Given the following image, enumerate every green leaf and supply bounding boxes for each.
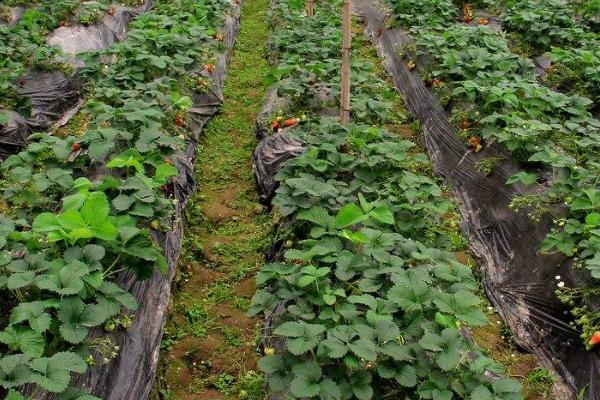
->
[7,271,36,289]
[0,326,45,357]
[298,275,316,287]
[36,261,89,295]
[83,244,105,262]
[351,371,373,400]
[395,365,417,387]
[506,171,537,186]
[122,236,160,261]
[571,197,593,211]
[585,212,600,227]
[290,362,322,398]
[320,378,342,400]
[156,254,168,275]
[297,206,333,227]
[287,337,320,355]
[10,301,52,334]
[81,193,110,223]
[375,320,400,343]
[57,298,88,344]
[0,354,33,388]
[492,378,522,393]
[434,312,455,329]
[30,352,86,393]
[379,342,412,361]
[154,163,178,185]
[5,390,25,400]
[112,195,134,211]
[336,204,366,228]
[274,321,325,337]
[370,205,395,225]
[323,293,337,305]
[323,337,349,358]
[419,331,443,352]
[349,338,378,361]
[257,356,285,374]
[471,385,493,400]
[32,213,61,233]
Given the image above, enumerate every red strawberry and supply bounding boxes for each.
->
[589,331,600,347]
[175,113,185,128]
[468,136,483,152]
[283,118,300,128]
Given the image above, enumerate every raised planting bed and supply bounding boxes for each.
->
[353,0,600,397]
[250,1,534,399]
[0,1,242,399]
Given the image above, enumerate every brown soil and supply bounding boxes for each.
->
[234,278,255,298]
[202,186,241,223]
[473,314,556,399]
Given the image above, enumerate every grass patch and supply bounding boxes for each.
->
[153,0,273,398]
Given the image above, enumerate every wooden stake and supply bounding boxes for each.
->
[340,0,351,125]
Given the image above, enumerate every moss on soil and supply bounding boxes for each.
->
[152,0,272,399]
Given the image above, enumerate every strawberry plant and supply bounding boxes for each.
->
[266,0,400,125]
[252,120,521,400]
[389,0,458,28]
[252,2,522,398]
[546,39,600,111]
[0,0,234,397]
[388,0,600,349]
[501,0,587,53]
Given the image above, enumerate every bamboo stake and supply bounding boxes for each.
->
[340,0,351,124]
[306,0,314,16]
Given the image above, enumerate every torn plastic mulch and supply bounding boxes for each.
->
[14,2,242,400]
[352,0,599,398]
[253,88,306,204]
[0,1,152,162]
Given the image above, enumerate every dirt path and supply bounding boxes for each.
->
[153,1,272,398]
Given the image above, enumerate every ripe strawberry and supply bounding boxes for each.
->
[175,113,185,128]
[589,331,600,347]
[71,143,81,151]
[468,136,483,153]
[205,63,215,74]
[271,120,280,130]
[460,119,470,130]
[283,118,300,127]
